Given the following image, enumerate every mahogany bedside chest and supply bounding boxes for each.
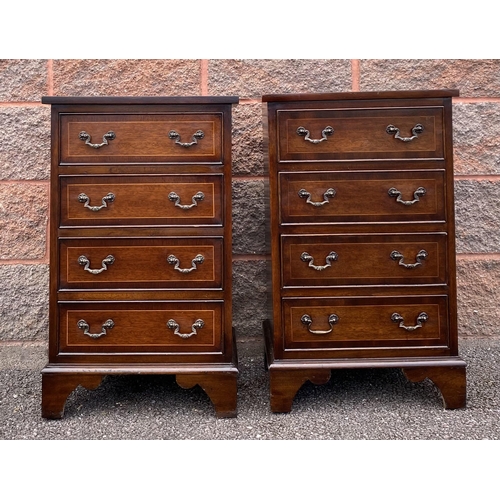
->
[41,96,239,418]
[262,90,466,412]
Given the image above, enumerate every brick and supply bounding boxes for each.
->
[360,59,500,97]
[453,102,500,175]
[0,106,51,180]
[52,60,202,96]
[209,59,352,99]
[0,60,48,101]
[232,101,264,176]
[232,259,268,339]
[457,259,500,337]
[0,264,49,341]
[0,183,48,259]
[454,180,500,254]
[232,179,266,255]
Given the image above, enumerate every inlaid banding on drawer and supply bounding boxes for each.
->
[60,113,222,163]
[280,170,445,224]
[60,174,223,227]
[58,302,223,353]
[59,238,222,289]
[277,107,444,161]
[281,233,447,287]
[282,296,449,351]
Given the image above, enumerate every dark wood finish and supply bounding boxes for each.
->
[176,372,238,418]
[269,367,331,413]
[42,96,239,418]
[262,89,460,102]
[402,365,466,409]
[60,174,224,227]
[277,106,444,161]
[281,234,447,286]
[41,373,104,419]
[43,96,239,105]
[60,113,223,164]
[59,238,223,289]
[279,170,446,224]
[58,302,223,352]
[263,90,466,412]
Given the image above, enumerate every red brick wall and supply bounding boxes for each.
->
[1,59,499,344]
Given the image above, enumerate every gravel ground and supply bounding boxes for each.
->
[1,336,499,440]
[2,336,497,499]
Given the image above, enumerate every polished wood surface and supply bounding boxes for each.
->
[277,106,444,161]
[282,296,448,349]
[263,90,465,412]
[281,233,447,286]
[42,96,239,418]
[42,373,104,419]
[402,365,466,409]
[60,174,223,227]
[279,170,445,223]
[43,96,239,105]
[58,301,223,352]
[60,113,223,164]
[60,237,223,289]
[262,89,460,102]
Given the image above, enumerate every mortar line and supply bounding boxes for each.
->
[47,59,53,95]
[232,254,270,261]
[0,180,50,185]
[457,253,500,261]
[351,59,360,91]
[201,59,208,95]
[455,175,500,181]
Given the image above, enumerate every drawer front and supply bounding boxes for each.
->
[277,107,444,161]
[280,170,446,224]
[60,113,222,164]
[58,302,223,353]
[281,234,447,287]
[60,174,223,227]
[282,296,449,351]
[60,238,223,289]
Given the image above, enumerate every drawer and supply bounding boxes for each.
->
[59,238,223,290]
[277,107,444,161]
[60,113,223,164]
[281,233,447,287]
[280,170,445,224]
[282,296,449,351]
[58,301,223,353]
[60,174,223,227]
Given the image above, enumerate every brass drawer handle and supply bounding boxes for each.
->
[390,249,428,269]
[296,126,334,144]
[301,251,338,271]
[391,312,428,331]
[168,129,205,147]
[298,188,336,206]
[77,319,114,339]
[167,318,204,339]
[388,187,426,205]
[167,254,204,273]
[168,191,205,210]
[78,192,115,212]
[386,123,424,142]
[301,314,339,335]
[78,254,115,274]
[79,130,116,149]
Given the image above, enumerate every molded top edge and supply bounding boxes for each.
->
[41,96,239,105]
[261,89,459,102]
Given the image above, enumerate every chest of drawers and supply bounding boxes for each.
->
[41,96,239,418]
[262,90,466,412]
